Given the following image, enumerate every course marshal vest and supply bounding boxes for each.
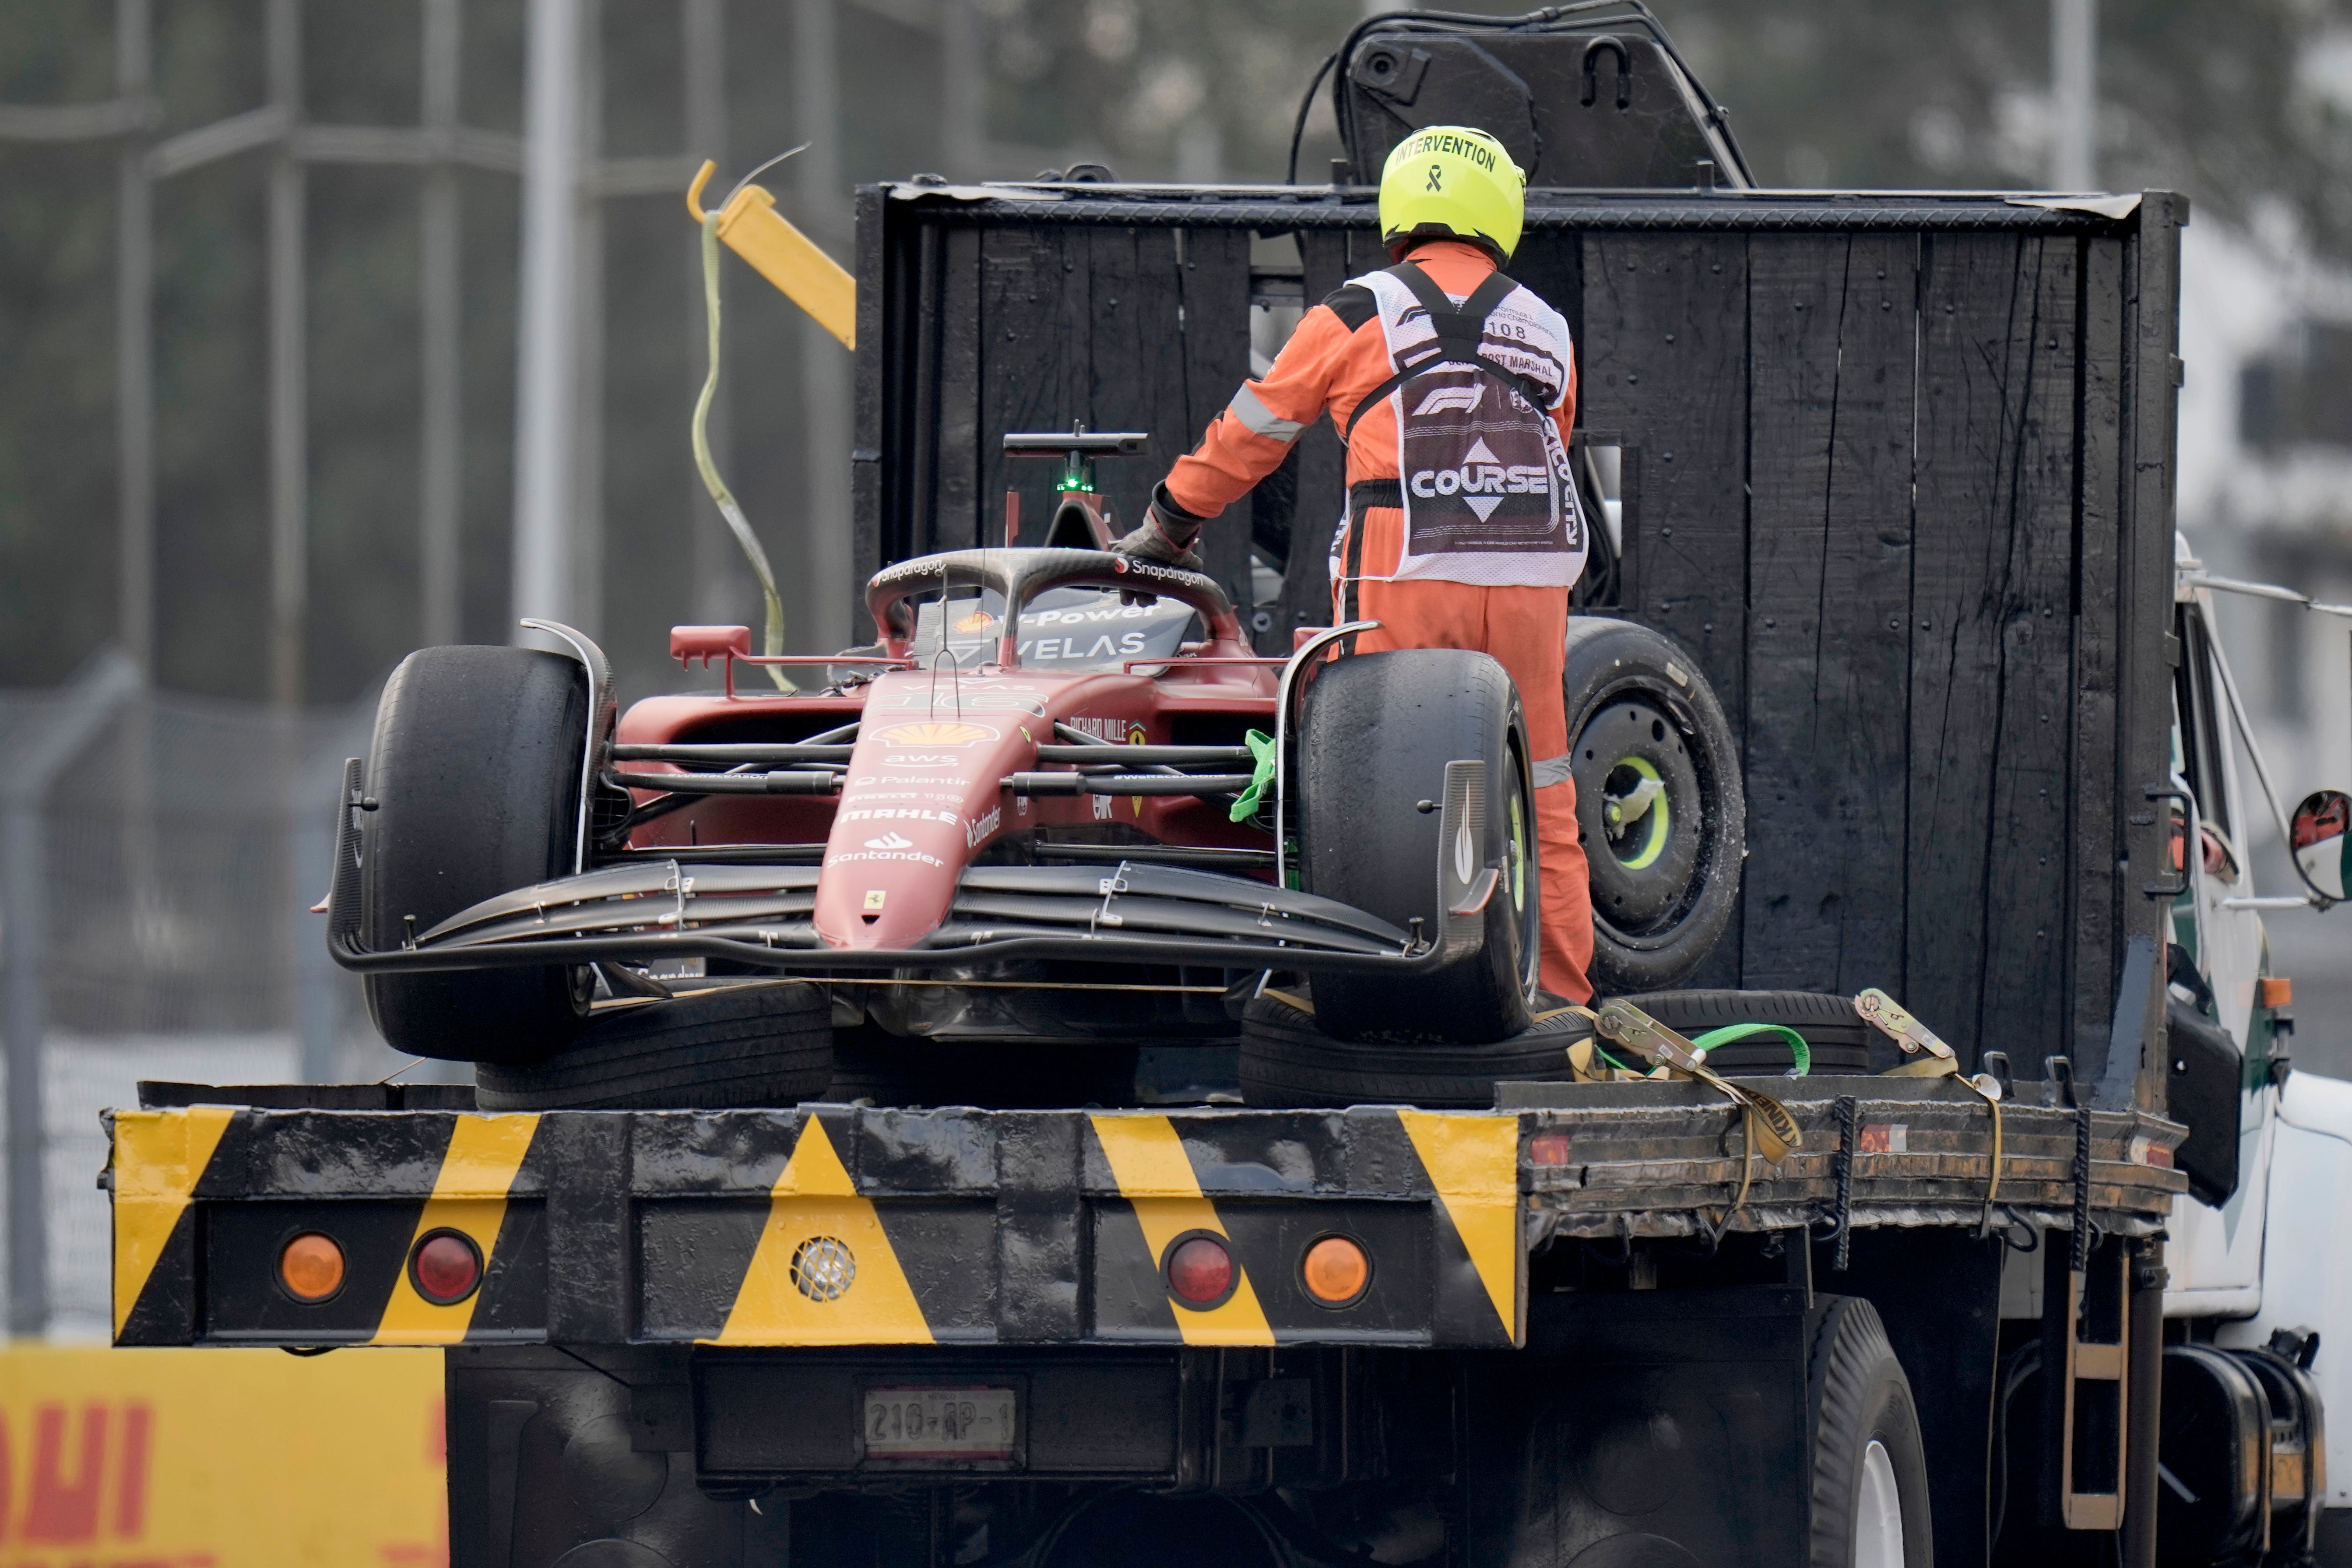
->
[1333,260,1586,591]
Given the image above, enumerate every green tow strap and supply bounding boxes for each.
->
[1588,1022,1812,1077]
[1229,729,1278,823]
[696,212,792,690]
[1691,1022,1811,1077]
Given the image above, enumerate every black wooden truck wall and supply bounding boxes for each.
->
[853,189,2183,1098]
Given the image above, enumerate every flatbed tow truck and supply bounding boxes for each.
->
[105,7,2352,1566]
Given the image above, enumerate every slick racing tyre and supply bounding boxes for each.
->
[1626,989,1875,1076]
[1238,987,1589,1108]
[475,983,834,1109]
[1297,648,1540,1045]
[1807,1296,1934,1568]
[362,646,593,1065]
[1562,618,1744,993]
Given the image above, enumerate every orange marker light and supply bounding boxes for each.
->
[1301,1236,1371,1306]
[2261,977,2294,1008]
[278,1232,345,1302]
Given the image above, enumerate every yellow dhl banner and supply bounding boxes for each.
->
[0,1344,443,1566]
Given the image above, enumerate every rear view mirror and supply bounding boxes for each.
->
[2292,789,2350,901]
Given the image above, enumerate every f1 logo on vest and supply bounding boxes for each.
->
[1411,385,1484,417]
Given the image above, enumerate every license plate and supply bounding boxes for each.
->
[863,1386,1018,1460]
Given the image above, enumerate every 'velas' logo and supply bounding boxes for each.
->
[863,831,915,850]
[1411,384,1484,417]
[876,722,999,747]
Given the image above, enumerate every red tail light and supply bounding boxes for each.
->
[409,1230,484,1305]
[1164,1234,1237,1309]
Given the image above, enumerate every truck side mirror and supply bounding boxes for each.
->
[2292,789,2349,901]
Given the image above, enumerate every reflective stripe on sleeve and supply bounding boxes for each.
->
[1532,753,1574,788]
[1227,383,1304,443]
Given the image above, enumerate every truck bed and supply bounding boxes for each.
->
[108,1078,2182,1351]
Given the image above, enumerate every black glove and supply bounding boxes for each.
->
[1108,487,1205,572]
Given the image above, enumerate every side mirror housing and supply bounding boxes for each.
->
[671,625,752,669]
[2292,789,2350,901]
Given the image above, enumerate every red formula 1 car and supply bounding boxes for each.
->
[326,542,1557,1099]
[327,447,1741,1106]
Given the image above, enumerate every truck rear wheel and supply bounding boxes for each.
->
[1809,1296,1933,1568]
[362,646,594,1065]
[1297,649,1540,1045]
[475,983,833,1109]
[1563,618,1744,993]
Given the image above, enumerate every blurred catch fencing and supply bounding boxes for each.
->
[0,654,398,1339]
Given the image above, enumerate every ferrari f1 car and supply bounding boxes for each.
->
[327,521,1742,1107]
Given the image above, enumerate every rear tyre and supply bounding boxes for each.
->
[1624,989,1875,1076]
[1297,649,1539,1045]
[1809,1296,1934,1568]
[1238,988,1589,1107]
[1562,618,1744,993]
[362,646,593,1065]
[475,983,833,1109]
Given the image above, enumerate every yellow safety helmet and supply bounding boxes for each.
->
[1378,125,1526,262]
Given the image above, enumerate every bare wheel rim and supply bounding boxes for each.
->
[1854,1437,1906,1568]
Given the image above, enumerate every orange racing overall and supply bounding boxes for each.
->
[1153,239,1595,1002]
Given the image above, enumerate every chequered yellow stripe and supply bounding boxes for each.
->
[1089,1113,1275,1347]
[371,1114,540,1345]
[111,1107,236,1339]
[1399,1111,1522,1346]
[716,1118,932,1345]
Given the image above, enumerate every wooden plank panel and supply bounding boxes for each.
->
[1582,232,1750,728]
[851,188,888,585]
[1176,225,1256,617]
[934,224,983,554]
[1976,237,2079,1072]
[1084,225,1163,537]
[977,225,1068,545]
[1580,231,1749,988]
[2071,235,2126,1069]
[2115,197,2186,1109]
[1272,229,1361,639]
[1909,233,2079,1072]
[1739,234,1917,996]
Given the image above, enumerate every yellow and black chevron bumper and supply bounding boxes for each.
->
[108,1104,1524,1350]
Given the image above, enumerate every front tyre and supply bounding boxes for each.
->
[1297,648,1539,1045]
[361,646,594,1065]
[1809,1296,1933,1568]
